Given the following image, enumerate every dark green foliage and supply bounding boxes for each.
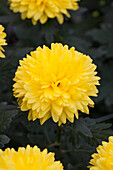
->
[0,108,19,147]
[0,0,113,169]
[4,113,113,169]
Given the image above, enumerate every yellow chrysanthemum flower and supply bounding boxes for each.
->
[13,43,100,126]
[89,136,113,170]
[0,25,7,58]
[9,0,79,25]
[0,145,63,170]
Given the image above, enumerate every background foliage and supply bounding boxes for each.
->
[0,0,113,169]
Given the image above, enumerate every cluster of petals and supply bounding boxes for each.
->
[0,145,63,170]
[9,0,79,25]
[0,25,7,58]
[89,136,113,170]
[13,43,100,126]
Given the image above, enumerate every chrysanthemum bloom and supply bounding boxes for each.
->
[13,43,100,126]
[0,145,63,170]
[0,25,7,58]
[9,0,79,25]
[89,136,113,170]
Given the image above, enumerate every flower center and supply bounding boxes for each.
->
[57,82,60,87]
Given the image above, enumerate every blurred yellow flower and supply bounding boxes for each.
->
[0,25,7,58]
[0,145,63,170]
[89,136,113,170]
[9,0,79,25]
[13,43,100,126]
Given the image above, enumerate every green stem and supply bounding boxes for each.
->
[57,126,62,145]
[47,142,60,148]
[61,149,94,153]
[96,113,113,123]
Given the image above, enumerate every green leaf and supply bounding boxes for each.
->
[87,26,113,44]
[0,0,10,15]
[87,25,113,58]
[75,118,93,137]
[97,59,113,106]
[0,109,19,133]
[0,135,10,148]
[0,109,19,148]
[0,103,17,114]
